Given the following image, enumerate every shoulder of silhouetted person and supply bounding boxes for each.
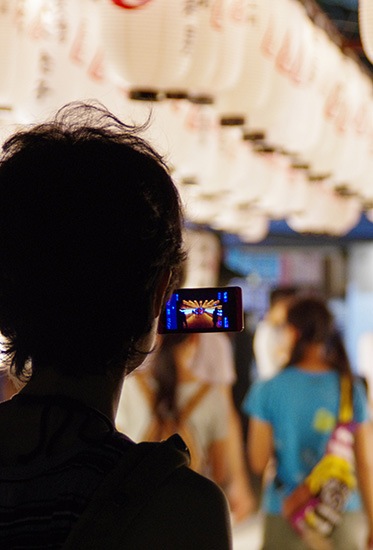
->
[63,435,232,550]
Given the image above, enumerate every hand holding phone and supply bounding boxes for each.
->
[158,286,243,334]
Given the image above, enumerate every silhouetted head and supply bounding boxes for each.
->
[0,102,185,380]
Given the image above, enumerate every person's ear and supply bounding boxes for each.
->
[152,270,172,319]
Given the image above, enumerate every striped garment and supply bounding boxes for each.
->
[0,431,134,549]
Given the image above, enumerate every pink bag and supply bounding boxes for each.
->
[283,376,356,549]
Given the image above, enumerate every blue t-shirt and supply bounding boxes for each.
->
[243,367,368,514]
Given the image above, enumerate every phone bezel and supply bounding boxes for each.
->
[158,286,244,334]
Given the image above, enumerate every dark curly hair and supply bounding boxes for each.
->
[0,102,185,380]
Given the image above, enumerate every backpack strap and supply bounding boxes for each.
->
[136,372,210,424]
[339,375,353,424]
[179,383,210,423]
[136,371,155,406]
[62,434,190,550]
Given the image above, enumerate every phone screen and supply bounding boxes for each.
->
[158,286,243,334]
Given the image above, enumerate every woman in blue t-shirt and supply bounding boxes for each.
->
[243,296,373,550]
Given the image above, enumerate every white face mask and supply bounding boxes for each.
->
[277,323,299,365]
[254,321,292,379]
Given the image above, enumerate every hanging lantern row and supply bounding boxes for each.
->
[1,0,373,242]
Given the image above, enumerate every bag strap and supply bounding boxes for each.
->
[136,371,155,405]
[179,383,210,423]
[62,434,190,550]
[137,371,210,425]
[280,374,354,496]
[339,375,353,424]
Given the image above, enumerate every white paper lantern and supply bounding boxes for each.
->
[306,56,370,185]
[248,0,301,139]
[68,0,130,112]
[352,103,373,200]
[302,42,347,176]
[296,26,335,155]
[287,179,332,234]
[327,195,361,236]
[287,179,361,236]
[10,0,44,122]
[365,207,373,224]
[206,0,252,94]
[214,0,273,120]
[0,108,20,148]
[238,211,270,243]
[173,0,252,97]
[180,184,224,226]
[172,97,219,186]
[212,206,269,243]
[285,165,313,215]
[255,151,296,219]
[359,0,373,65]
[244,0,323,156]
[267,4,321,154]
[99,0,199,90]
[168,0,220,93]
[113,90,184,160]
[227,137,262,205]
[11,0,117,122]
[330,63,373,185]
[150,92,193,173]
[173,0,227,94]
[299,28,350,165]
[199,120,247,194]
[0,2,18,107]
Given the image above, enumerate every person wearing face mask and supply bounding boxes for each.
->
[253,287,298,380]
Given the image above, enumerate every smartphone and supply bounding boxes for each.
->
[158,286,243,334]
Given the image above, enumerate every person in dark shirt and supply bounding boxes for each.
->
[0,102,232,549]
